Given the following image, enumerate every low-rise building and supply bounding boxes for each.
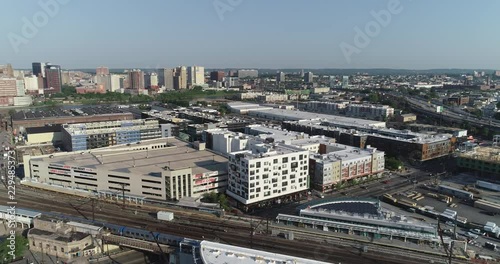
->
[28,217,102,261]
[346,104,395,120]
[61,119,162,151]
[394,113,417,123]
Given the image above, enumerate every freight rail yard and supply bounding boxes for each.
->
[0,182,472,264]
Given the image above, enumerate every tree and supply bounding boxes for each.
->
[368,93,379,103]
[8,109,16,117]
[494,112,500,120]
[385,157,403,171]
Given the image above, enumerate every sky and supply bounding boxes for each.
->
[1,0,499,70]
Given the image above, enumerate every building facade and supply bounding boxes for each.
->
[128,69,145,90]
[61,119,162,151]
[45,64,62,94]
[237,70,258,79]
[227,142,310,208]
[96,66,109,75]
[26,138,228,201]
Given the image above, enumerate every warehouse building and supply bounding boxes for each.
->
[61,119,162,151]
[25,138,228,201]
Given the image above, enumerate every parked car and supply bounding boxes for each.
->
[470,229,486,236]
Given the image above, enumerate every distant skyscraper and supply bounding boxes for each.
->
[173,66,187,90]
[277,72,286,83]
[193,66,205,85]
[210,71,225,82]
[110,75,121,92]
[495,71,500,77]
[128,69,144,90]
[342,76,349,89]
[158,68,174,89]
[144,73,158,88]
[45,64,62,94]
[32,62,46,78]
[301,69,304,78]
[304,72,314,83]
[229,70,237,77]
[329,76,336,88]
[96,66,109,75]
[95,74,112,91]
[61,71,70,85]
[24,75,39,94]
[237,69,258,78]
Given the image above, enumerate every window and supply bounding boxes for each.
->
[61,247,64,253]
[282,157,288,163]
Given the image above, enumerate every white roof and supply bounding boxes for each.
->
[200,241,330,264]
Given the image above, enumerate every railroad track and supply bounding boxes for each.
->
[273,225,470,264]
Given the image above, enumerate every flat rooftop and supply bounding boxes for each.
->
[12,106,128,121]
[231,143,308,159]
[0,205,41,218]
[200,241,329,264]
[30,138,228,176]
[457,146,500,163]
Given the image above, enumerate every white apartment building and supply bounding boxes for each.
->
[227,143,310,206]
[306,101,349,113]
[346,104,395,119]
[24,75,39,93]
[110,75,121,92]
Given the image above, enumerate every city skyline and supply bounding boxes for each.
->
[1,0,500,69]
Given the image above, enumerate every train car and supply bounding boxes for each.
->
[382,194,397,204]
[438,185,473,200]
[476,181,500,192]
[474,199,500,215]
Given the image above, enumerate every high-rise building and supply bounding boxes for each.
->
[144,73,158,88]
[95,75,112,91]
[16,78,25,96]
[237,69,258,78]
[300,69,304,78]
[226,141,310,206]
[173,66,187,90]
[229,70,238,77]
[61,71,70,85]
[277,72,286,83]
[158,68,174,89]
[329,76,336,88]
[32,62,46,78]
[24,75,39,94]
[0,78,18,97]
[304,72,314,83]
[96,66,109,75]
[110,74,121,92]
[128,69,144,90]
[342,76,349,89]
[210,71,225,82]
[0,64,14,77]
[45,64,62,94]
[191,66,205,85]
[495,71,500,77]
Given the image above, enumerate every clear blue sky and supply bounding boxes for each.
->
[1,0,499,70]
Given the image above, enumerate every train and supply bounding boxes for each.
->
[474,199,500,215]
[43,212,192,248]
[437,185,474,200]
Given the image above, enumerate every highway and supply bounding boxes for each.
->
[0,183,462,264]
[387,92,500,130]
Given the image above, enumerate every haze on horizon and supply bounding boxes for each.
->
[1,0,499,70]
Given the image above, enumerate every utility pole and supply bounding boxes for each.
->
[120,183,126,209]
[91,198,95,222]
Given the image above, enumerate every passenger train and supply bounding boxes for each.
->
[43,212,191,247]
